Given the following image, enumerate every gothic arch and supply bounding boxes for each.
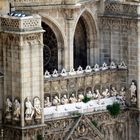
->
[73,9,99,68]
[42,16,65,72]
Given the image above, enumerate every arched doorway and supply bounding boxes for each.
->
[42,22,58,73]
[74,10,98,69]
[74,16,87,69]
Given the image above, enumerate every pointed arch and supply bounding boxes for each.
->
[73,9,99,68]
[41,16,66,73]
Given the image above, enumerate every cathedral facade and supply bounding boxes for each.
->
[0,0,140,139]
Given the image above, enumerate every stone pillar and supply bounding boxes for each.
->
[1,14,44,139]
[137,5,140,109]
[65,18,75,70]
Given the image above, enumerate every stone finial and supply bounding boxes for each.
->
[110,61,117,69]
[85,65,92,73]
[101,62,108,70]
[69,68,76,76]
[52,69,59,77]
[93,64,100,72]
[118,61,127,69]
[44,70,51,78]
[60,68,67,77]
[77,66,84,74]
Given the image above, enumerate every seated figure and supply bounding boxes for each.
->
[52,96,60,106]
[86,90,93,98]
[44,97,52,107]
[93,89,101,99]
[61,94,69,105]
[78,93,84,102]
[102,88,110,98]
[110,86,118,96]
[69,94,77,103]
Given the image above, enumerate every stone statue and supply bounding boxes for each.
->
[130,81,137,104]
[93,89,101,99]
[110,86,118,96]
[78,93,84,102]
[117,87,126,105]
[13,99,20,120]
[131,95,137,104]
[44,96,52,107]
[25,97,34,120]
[69,93,77,103]
[61,94,69,105]
[86,90,93,98]
[52,96,60,106]
[130,81,136,97]
[119,87,126,97]
[34,97,42,119]
[102,88,110,98]
[5,98,12,120]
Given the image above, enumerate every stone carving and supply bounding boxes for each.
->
[86,91,93,98]
[61,94,69,105]
[116,87,126,105]
[78,93,84,102]
[110,86,118,96]
[118,61,127,69]
[110,61,117,69]
[44,70,51,78]
[5,98,12,120]
[52,96,60,106]
[52,69,59,77]
[60,68,67,77]
[130,81,137,104]
[85,65,92,73]
[69,93,77,103]
[101,62,108,70]
[34,97,42,119]
[102,88,110,98]
[25,97,34,121]
[44,97,52,107]
[93,64,100,72]
[77,66,84,74]
[69,68,76,76]
[93,89,101,99]
[13,99,20,121]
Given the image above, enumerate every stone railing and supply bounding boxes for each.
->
[104,2,138,17]
[44,65,127,104]
[0,14,42,32]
